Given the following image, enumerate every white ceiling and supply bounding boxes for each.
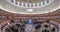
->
[0,0,60,14]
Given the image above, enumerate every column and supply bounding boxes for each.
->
[59,24,60,32]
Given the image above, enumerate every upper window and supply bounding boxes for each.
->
[7,0,54,8]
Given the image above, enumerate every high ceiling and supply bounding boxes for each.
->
[0,0,60,14]
[17,0,45,2]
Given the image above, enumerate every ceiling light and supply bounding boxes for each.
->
[27,9,33,12]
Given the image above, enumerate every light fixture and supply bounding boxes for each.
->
[27,9,33,12]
